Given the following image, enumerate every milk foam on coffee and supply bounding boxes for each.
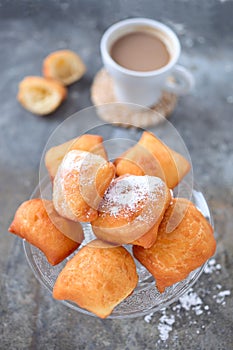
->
[110,31,170,72]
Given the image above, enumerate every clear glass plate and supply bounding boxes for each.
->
[23,176,212,319]
[23,105,213,318]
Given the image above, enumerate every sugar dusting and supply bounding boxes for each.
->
[102,176,149,216]
[99,175,165,219]
[144,258,231,343]
[178,289,203,315]
[157,311,175,341]
[53,149,110,220]
[61,149,106,175]
[144,312,154,324]
[213,290,231,305]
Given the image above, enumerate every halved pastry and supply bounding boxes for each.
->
[43,50,86,86]
[8,199,83,265]
[53,240,138,318]
[91,175,171,248]
[53,150,115,222]
[133,198,216,293]
[115,131,191,189]
[45,134,108,180]
[17,76,67,115]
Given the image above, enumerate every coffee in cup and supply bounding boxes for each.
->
[110,30,171,72]
[100,18,194,107]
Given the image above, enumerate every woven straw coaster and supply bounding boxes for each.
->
[91,68,177,128]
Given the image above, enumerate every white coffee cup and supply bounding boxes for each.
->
[100,18,194,107]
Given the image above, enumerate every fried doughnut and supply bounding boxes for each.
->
[45,134,108,180]
[8,199,83,265]
[115,131,190,189]
[17,76,67,115]
[133,198,216,293]
[43,50,86,86]
[91,175,171,248]
[53,240,138,318]
[53,150,115,222]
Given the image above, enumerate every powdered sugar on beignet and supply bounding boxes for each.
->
[45,134,108,180]
[92,175,171,247]
[53,150,115,222]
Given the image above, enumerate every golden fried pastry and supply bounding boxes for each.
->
[91,175,171,248]
[115,131,190,189]
[43,50,86,86]
[8,199,83,265]
[133,198,216,293]
[53,240,138,318]
[53,150,115,222]
[45,134,108,180]
[17,76,67,115]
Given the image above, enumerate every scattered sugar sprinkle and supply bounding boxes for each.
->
[144,258,231,344]
[213,290,231,305]
[204,258,221,274]
[158,312,175,341]
[144,312,154,323]
[179,289,203,315]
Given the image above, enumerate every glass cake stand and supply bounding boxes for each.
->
[23,177,212,318]
[23,105,213,318]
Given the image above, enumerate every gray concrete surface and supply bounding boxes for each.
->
[0,1,232,349]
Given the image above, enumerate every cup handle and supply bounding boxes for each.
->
[164,65,194,95]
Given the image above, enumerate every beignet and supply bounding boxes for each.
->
[53,240,138,318]
[133,198,216,293]
[91,175,171,248]
[45,134,108,180]
[53,150,115,222]
[115,131,190,189]
[43,50,86,86]
[8,199,83,265]
[17,76,67,115]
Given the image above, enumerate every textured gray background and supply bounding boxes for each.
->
[0,1,233,349]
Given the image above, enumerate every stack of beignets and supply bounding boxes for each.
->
[8,130,216,318]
